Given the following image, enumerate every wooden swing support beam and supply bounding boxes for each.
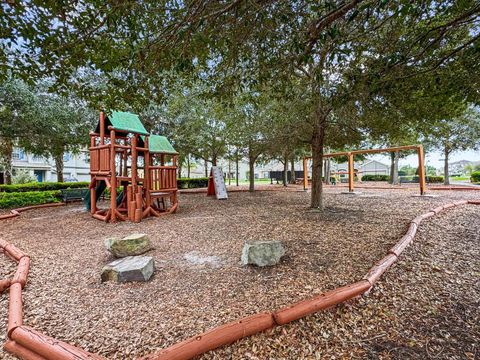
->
[303,144,427,195]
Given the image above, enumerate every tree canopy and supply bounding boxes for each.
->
[1,1,479,204]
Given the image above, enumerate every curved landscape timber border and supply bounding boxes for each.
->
[0,200,478,360]
[0,203,65,221]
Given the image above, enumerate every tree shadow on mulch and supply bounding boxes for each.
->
[364,298,479,360]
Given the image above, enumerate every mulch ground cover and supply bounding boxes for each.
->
[0,186,478,359]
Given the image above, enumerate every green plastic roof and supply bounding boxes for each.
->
[98,111,149,135]
[144,134,178,154]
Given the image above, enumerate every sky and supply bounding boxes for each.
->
[369,149,480,169]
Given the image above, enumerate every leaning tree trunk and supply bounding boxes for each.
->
[310,114,326,209]
[283,154,288,187]
[444,148,450,185]
[54,154,64,183]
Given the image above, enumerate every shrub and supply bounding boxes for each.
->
[471,171,480,183]
[403,176,444,183]
[13,170,38,184]
[0,191,61,209]
[177,177,209,189]
[425,176,444,183]
[361,174,390,181]
[0,181,90,193]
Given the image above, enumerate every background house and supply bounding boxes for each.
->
[8,147,90,183]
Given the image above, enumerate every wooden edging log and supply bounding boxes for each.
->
[142,313,275,360]
[11,326,104,360]
[0,202,66,222]
[4,243,27,262]
[0,279,11,293]
[8,283,23,337]
[4,340,47,360]
[273,280,371,326]
[13,256,30,288]
[364,254,398,285]
[0,213,19,220]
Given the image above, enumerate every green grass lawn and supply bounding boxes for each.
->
[450,176,470,181]
[225,178,274,185]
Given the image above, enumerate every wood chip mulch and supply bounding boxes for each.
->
[0,187,478,359]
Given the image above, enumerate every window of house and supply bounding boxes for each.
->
[63,153,71,162]
[12,148,26,161]
[32,155,43,163]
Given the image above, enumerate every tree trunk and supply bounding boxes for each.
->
[212,155,217,166]
[290,157,296,184]
[1,139,14,185]
[389,153,394,184]
[310,115,326,209]
[326,158,331,184]
[235,151,239,186]
[283,154,288,187]
[204,160,208,177]
[178,159,183,178]
[444,148,450,185]
[392,151,399,185]
[187,155,191,178]
[54,154,64,183]
[248,156,255,192]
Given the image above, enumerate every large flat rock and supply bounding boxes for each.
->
[101,256,155,283]
[105,233,153,258]
[241,240,285,267]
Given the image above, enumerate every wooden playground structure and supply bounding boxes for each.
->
[87,111,178,223]
[303,145,427,194]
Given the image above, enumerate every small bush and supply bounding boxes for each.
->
[361,174,390,181]
[177,177,209,189]
[403,176,444,183]
[471,171,480,183]
[13,170,38,184]
[0,181,90,193]
[0,191,61,209]
[425,176,444,183]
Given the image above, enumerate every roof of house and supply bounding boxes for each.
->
[142,134,178,154]
[362,160,389,168]
[95,111,149,135]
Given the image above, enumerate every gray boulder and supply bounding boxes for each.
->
[241,241,285,267]
[101,256,155,283]
[104,233,153,258]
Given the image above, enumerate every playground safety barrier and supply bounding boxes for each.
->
[0,200,478,359]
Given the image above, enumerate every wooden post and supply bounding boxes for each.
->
[144,136,151,209]
[348,152,354,192]
[131,135,138,189]
[99,112,105,145]
[417,145,426,195]
[109,128,117,222]
[126,185,133,221]
[303,158,308,191]
[90,183,96,215]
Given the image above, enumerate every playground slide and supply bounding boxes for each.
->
[84,181,123,211]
